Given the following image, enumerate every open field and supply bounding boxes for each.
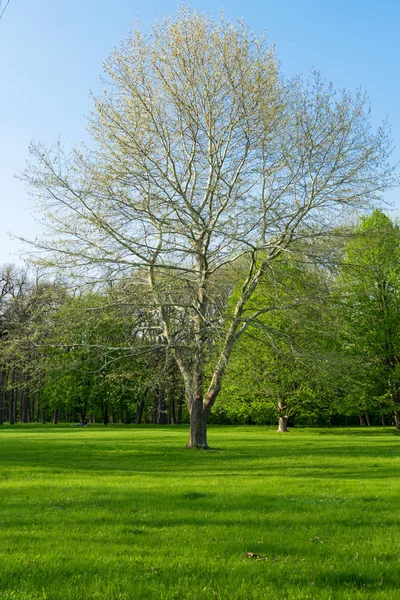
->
[0,425,400,599]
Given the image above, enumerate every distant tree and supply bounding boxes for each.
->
[0,265,66,424]
[22,8,396,447]
[214,252,338,431]
[337,211,400,429]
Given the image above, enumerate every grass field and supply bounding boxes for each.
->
[0,425,400,599]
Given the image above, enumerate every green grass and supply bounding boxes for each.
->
[1,425,400,599]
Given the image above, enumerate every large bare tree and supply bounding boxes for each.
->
[23,8,396,447]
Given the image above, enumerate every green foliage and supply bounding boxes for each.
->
[213,253,336,426]
[336,211,400,419]
[3,211,400,428]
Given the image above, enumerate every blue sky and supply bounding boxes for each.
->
[1,0,399,264]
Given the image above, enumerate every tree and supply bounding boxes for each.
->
[337,211,400,429]
[213,251,339,431]
[22,8,395,447]
[0,265,67,424]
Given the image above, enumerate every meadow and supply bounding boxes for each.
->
[0,425,400,599]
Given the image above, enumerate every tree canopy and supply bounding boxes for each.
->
[21,8,396,447]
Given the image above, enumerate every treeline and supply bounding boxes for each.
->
[0,270,187,425]
[1,210,400,430]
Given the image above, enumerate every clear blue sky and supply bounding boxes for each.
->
[1,0,399,264]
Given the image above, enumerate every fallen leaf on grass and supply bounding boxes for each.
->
[245,552,268,561]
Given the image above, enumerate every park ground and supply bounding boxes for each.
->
[0,425,400,599]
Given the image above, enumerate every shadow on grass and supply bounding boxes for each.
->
[0,524,398,599]
[318,428,400,436]
[1,442,399,482]
[1,427,399,598]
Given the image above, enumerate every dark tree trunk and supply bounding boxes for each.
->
[365,412,371,426]
[168,385,176,424]
[176,391,184,425]
[390,387,400,431]
[9,386,16,425]
[359,415,366,426]
[152,389,159,424]
[41,407,47,424]
[152,387,167,424]
[158,389,167,424]
[0,373,4,425]
[135,387,148,424]
[394,411,400,431]
[186,395,209,449]
[379,403,386,426]
[21,389,30,423]
[102,402,109,425]
[135,390,146,424]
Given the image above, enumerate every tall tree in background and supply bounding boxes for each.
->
[337,211,400,429]
[214,252,338,431]
[23,8,395,447]
[0,265,66,424]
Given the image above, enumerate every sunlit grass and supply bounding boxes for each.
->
[0,425,400,599]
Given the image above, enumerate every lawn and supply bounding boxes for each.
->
[0,425,400,599]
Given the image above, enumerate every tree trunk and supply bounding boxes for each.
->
[379,403,386,426]
[158,389,167,424]
[390,387,400,431]
[186,407,209,450]
[102,401,109,425]
[365,412,371,426]
[187,399,209,449]
[394,411,400,431]
[176,390,184,425]
[135,394,146,425]
[21,389,30,423]
[277,401,289,432]
[168,385,176,424]
[136,389,147,424]
[152,389,159,424]
[0,373,4,425]
[278,415,289,432]
[9,385,16,425]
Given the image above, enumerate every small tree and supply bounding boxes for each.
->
[23,8,395,447]
[214,252,338,431]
